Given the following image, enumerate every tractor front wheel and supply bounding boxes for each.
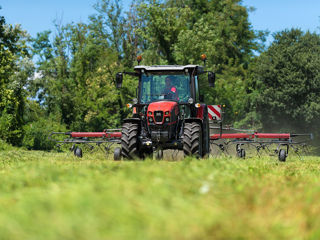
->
[121,122,139,159]
[183,122,202,158]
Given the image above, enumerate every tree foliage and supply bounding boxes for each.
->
[0,10,33,145]
[245,29,320,134]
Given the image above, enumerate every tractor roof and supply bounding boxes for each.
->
[134,65,204,74]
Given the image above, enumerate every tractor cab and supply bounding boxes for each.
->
[116,60,215,159]
[117,65,215,105]
[136,65,196,104]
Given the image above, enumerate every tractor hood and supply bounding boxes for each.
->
[147,101,178,114]
[147,101,180,142]
[147,101,179,125]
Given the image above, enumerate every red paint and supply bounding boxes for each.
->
[148,101,177,112]
[196,105,205,120]
[210,132,291,140]
[70,132,121,138]
[147,101,178,124]
[255,133,290,139]
[105,132,122,138]
[210,133,254,140]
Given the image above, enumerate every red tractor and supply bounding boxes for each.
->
[114,59,215,160]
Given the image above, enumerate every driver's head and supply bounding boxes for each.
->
[165,76,172,87]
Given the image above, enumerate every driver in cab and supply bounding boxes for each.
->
[162,76,179,100]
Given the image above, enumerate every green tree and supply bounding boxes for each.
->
[30,17,136,131]
[0,10,32,145]
[136,2,192,64]
[246,29,320,134]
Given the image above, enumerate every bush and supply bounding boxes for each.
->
[22,117,67,150]
[0,111,24,146]
[0,139,14,151]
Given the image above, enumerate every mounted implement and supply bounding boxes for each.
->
[208,105,313,161]
[49,130,121,157]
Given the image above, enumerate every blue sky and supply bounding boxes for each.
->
[1,0,320,42]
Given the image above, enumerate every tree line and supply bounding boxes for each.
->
[0,0,319,150]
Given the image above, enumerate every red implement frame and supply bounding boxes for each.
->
[69,132,122,138]
[210,133,291,140]
[66,132,292,140]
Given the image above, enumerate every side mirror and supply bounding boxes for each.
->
[208,72,215,87]
[116,73,123,88]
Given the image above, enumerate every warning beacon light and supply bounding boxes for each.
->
[137,55,142,65]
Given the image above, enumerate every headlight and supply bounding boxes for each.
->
[133,98,138,104]
[148,111,152,115]
[165,111,169,115]
[195,103,201,108]
[148,117,153,122]
[165,117,170,122]
[126,103,132,108]
[188,98,194,104]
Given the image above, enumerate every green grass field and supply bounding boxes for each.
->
[0,148,320,240]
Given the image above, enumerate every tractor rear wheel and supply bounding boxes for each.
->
[121,122,139,159]
[202,108,210,157]
[183,122,202,158]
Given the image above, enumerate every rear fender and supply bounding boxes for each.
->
[184,118,202,125]
[123,118,141,124]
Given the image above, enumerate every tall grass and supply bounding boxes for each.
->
[0,149,319,240]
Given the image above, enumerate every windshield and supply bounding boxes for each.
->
[140,73,190,103]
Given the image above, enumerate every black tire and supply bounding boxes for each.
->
[241,149,246,159]
[278,149,287,162]
[74,147,83,158]
[121,122,139,159]
[114,147,121,161]
[202,107,210,157]
[237,149,242,158]
[183,122,202,158]
[236,144,245,159]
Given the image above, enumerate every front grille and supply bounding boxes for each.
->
[154,111,163,123]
